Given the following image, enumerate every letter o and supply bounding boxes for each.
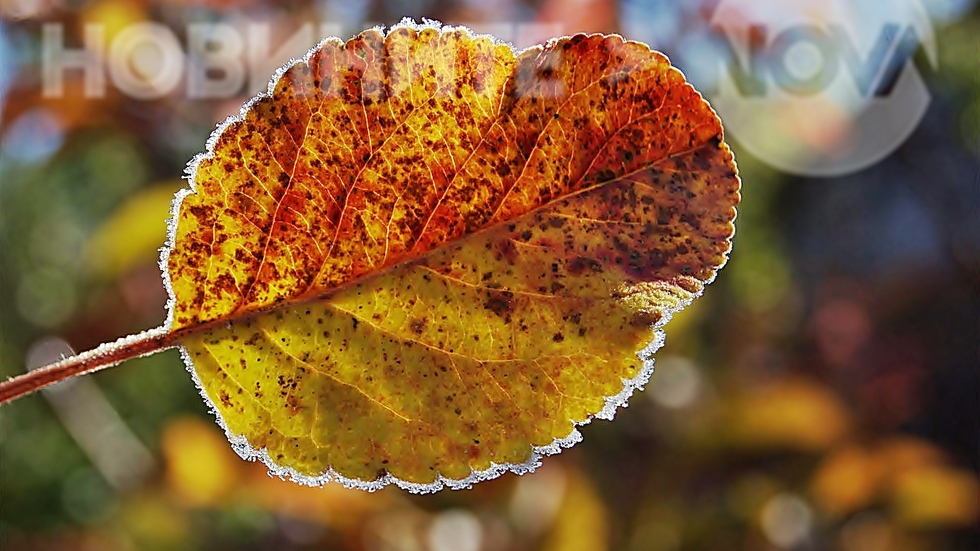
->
[109,23,184,100]
[769,25,838,96]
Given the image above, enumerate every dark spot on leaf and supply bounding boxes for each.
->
[409,317,427,335]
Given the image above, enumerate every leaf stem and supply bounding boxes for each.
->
[0,326,176,407]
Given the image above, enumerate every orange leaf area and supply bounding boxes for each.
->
[165,21,739,491]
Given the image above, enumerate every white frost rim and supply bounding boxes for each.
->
[177,323,674,494]
[159,18,734,494]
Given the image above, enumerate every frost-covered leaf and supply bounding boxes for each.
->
[0,20,739,494]
[164,21,739,492]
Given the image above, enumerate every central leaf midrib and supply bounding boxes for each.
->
[176,33,724,349]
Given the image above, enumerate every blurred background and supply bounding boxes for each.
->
[0,0,977,550]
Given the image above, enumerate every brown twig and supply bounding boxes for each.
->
[0,327,176,406]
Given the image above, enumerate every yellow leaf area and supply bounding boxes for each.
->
[165,21,739,490]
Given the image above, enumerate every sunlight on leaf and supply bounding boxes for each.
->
[85,180,184,278]
[0,18,739,494]
[163,20,739,492]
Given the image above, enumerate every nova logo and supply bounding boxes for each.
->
[704,0,937,176]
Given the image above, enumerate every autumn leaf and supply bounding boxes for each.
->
[0,20,740,493]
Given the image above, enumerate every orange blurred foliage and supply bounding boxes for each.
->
[722,377,852,451]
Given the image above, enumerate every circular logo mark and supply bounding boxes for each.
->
[708,0,937,176]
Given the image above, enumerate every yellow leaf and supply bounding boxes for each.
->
[891,466,980,528]
[541,469,609,551]
[165,21,739,491]
[2,20,739,494]
[80,0,147,45]
[86,181,184,279]
[161,415,241,507]
[810,445,884,517]
[725,378,851,451]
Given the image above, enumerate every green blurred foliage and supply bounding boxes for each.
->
[1,1,977,550]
